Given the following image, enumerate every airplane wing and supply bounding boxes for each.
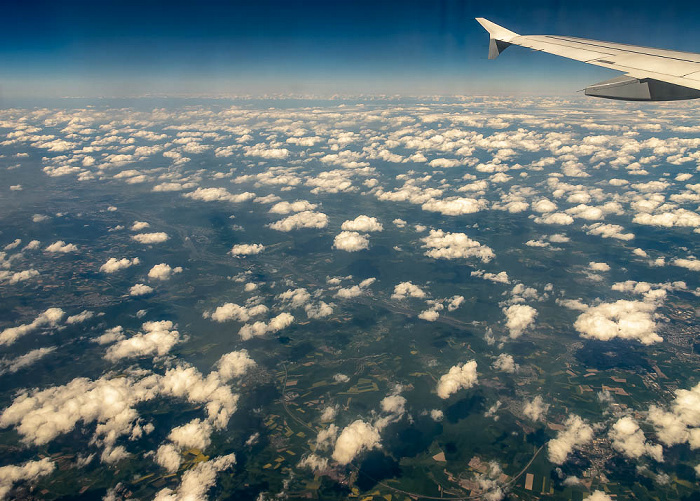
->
[476,17,700,101]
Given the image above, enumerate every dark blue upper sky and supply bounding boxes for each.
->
[2,0,699,97]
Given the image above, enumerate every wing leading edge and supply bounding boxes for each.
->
[476,17,700,101]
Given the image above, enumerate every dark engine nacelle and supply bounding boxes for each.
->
[585,75,700,101]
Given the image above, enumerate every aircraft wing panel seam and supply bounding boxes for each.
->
[541,36,700,64]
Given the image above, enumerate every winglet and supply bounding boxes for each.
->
[475,18,519,59]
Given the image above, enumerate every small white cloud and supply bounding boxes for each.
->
[492,353,518,373]
[100,257,140,273]
[0,458,55,500]
[131,221,150,231]
[269,200,317,214]
[436,360,478,399]
[430,409,444,421]
[341,215,383,232]
[207,303,268,323]
[584,223,634,241]
[45,241,78,253]
[588,262,610,272]
[269,211,329,232]
[148,264,183,280]
[333,231,369,252]
[0,308,65,346]
[547,414,594,464]
[168,418,213,451]
[331,420,381,465]
[391,281,426,299]
[184,187,255,203]
[66,310,94,324]
[132,232,169,244]
[104,320,180,361]
[573,300,661,345]
[418,309,440,321]
[216,350,256,381]
[503,304,537,339]
[422,230,494,262]
[153,454,236,501]
[471,270,510,284]
[584,491,613,501]
[129,283,154,296]
[239,313,294,340]
[523,395,549,422]
[609,416,663,462]
[230,244,265,256]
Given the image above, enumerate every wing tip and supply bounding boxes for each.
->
[475,18,519,41]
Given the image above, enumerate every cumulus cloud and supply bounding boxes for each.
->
[331,420,381,465]
[492,353,518,373]
[268,211,329,232]
[45,240,78,253]
[206,303,268,323]
[0,364,239,458]
[447,295,465,311]
[340,215,383,232]
[0,458,55,500]
[320,406,337,422]
[647,382,700,448]
[589,262,610,272]
[148,263,183,280]
[0,269,40,284]
[584,493,613,501]
[584,223,634,241]
[269,200,317,214]
[168,418,213,450]
[503,304,537,339]
[184,187,255,203]
[436,360,478,399]
[155,443,182,473]
[66,310,94,324]
[216,350,256,381]
[305,301,334,319]
[0,308,65,346]
[298,454,329,473]
[421,230,494,262]
[421,197,487,216]
[230,244,264,256]
[533,212,574,225]
[0,347,56,376]
[93,326,125,345]
[547,414,594,464]
[609,416,663,462]
[104,320,180,361]
[278,288,312,308]
[132,232,169,244]
[100,257,140,273]
[523,395,549,422]
[131,221,150,231]
[333,231,369,252]
[472,270,510,284]
[153,454,236,501]
[335,286,362,298]
[239,312,294,340]
[391,281,426,299]
[418,309,440,321]
[673,257,700,271]
[129,283,154,296]
[573,300,661,345]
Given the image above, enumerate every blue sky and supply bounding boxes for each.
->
[1,0,699,98]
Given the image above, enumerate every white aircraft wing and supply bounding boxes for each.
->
[476,17,700,101]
